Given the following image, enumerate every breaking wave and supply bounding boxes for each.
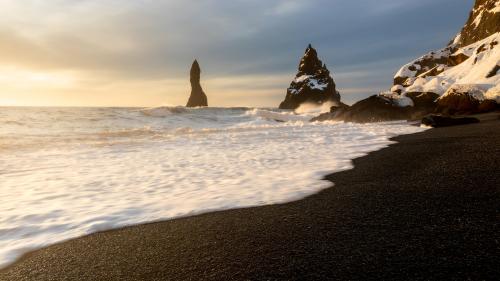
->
[0,106,427,268]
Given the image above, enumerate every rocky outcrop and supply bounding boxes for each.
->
[311,95,419,123]
[478,99,499,112]
[391,0,499,109]
[310,92,443,123]
[186,60,208,107]
[392,33,499,97]
[451,0,500,48]
[436,86,482,114]
[392,46,468,87]
[436,85,499,114]
[279,45,341,110]
[312,0,499,124]
[405,92,440,109]
[421,115,480,128]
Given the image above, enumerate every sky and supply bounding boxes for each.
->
[0,0,474,107]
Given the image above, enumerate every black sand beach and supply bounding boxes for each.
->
[1,116,499,281]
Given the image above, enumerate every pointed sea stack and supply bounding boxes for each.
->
[186,60,208,107]
[279,44,341,110]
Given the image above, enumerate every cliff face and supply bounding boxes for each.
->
[186,60,208,107]
[311,1,499,123]
[451,0,500,47]
[279,45,341,110]
[392,0,499,101]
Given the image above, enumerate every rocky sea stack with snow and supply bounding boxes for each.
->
[186,60,208,107]
[279,45,341,110]
[313,0,499,123]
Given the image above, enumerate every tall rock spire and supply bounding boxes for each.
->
[186,60,208,107]
[279,45,341,110]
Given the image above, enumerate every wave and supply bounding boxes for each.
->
[2,120,25,126]
[96,127,159,138]
[143,106,312,121]
[141,106,189,117]
[245,108,311,122]
[141,106,254,117]
[0,114,428,269]
[0,106,323,153]
[294,101,339,115]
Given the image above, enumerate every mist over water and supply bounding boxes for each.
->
[0,106,426,268]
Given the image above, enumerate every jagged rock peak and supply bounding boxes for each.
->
[451,0,500,48]
[298,44,324,75]
[186,59,208,107]
[190,59,201,83]
[279,45,341,110]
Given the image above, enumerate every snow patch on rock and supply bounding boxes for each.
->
[394,32,500,97]
[294,75,311,83]
[308,79,328,91]
[485,84,500,102]
[439,84,486,101]
[379,91,414,107]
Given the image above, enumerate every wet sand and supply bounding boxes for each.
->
[1,116,499,280]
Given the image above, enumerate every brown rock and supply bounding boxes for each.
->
[337,95,412,123]
[405,92,439,109]
[452,0,500,48]
[486,64,499,78]
[186,60,208,107]
[478,99,499,113]
[436,89,481,115]
[421,114,480,128]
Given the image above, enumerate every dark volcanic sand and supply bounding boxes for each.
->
[1,118,499,281]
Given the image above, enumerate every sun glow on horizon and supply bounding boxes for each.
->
[0,68,75,86]
[0,66,289,107]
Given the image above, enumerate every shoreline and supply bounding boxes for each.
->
[1,115,499,280]
[0,114,424,270]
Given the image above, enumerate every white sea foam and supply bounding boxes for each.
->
[0,106,426,268]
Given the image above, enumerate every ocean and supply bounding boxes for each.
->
[0,106,426,268]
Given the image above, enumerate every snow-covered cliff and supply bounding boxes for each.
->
[392,0,499,103]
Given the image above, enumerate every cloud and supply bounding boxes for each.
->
[0,0,474,106]
[267,0,305,16]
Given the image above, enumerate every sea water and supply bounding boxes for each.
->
[0,106,426,268]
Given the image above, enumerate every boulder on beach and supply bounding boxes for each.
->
[421,114,480,128]
[186,60,208,107]
[336,95,414,123]
[405,92,440,109]
[311,95,418,123]
[279,44,341,110]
